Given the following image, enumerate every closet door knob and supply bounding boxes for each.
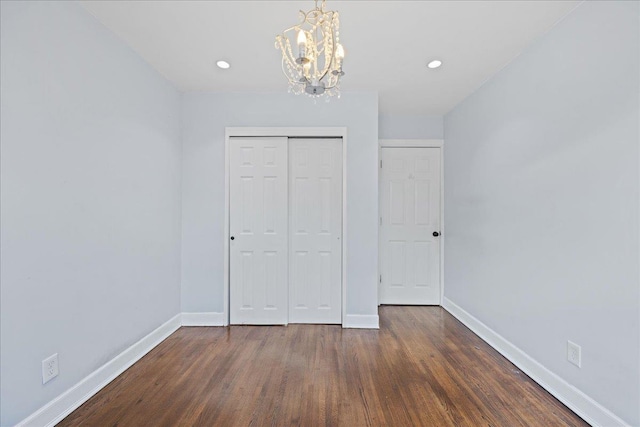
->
[230,236,235,240]
[433,231,440,237]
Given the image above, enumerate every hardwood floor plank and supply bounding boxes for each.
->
[58,307,589,427]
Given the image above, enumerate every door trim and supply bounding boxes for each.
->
[225,127,348,326]
[378,139,444,306]
[379,139,443,148]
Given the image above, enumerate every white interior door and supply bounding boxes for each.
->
[379,147,441,305]
[289,138,342,323]
[230,137,288,324]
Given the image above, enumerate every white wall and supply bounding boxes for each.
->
[443,1,639,425]
[379,114,443,140]
[181,92,379,317]
[0,2,182,425]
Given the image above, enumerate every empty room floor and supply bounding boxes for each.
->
[59,306,588,426]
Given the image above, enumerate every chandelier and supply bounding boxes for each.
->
[275,0,345,99]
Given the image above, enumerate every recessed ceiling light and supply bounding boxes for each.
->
[427,60,442,69]
[216,60,230,69]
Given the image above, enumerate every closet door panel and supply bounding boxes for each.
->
[230,137,288,325]
[289,138,342,324]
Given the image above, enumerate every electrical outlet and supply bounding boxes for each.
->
[567,341,581,368]
[42,353,59,384]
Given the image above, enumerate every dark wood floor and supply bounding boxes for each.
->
[59,306,588,426]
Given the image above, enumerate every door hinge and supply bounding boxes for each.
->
[380,160,382,168]
[380,217,382,226]
[379,275,382,283]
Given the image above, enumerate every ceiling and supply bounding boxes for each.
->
[79,0,580,115]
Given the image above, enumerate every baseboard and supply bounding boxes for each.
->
[442,297,629,427]
[17,313,182,427]
[181,312,225,326]
[343,314,379,329]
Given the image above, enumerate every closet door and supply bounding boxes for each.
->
[289,138,342,324]
[229,137,288,325]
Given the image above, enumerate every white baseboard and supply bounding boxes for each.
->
[17,314,182,427]
[181,312,225,326]
[343,314,379,329]
[442,297,629,427]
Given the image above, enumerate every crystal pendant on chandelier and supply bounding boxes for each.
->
[275,0,345,99]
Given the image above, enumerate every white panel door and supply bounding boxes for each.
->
[230,137,288,324]
[379,147,441,305]
[289,138,342,323]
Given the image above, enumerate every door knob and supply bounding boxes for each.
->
[433,231,440,237]
[230,236,235,240]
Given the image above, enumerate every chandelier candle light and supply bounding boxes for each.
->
[275,0,345,99]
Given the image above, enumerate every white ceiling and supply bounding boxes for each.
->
[79,0,580,115]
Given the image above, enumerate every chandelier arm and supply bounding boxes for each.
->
[316,22,336,82]
[277,35,301,72]
[283,48,297,70]
[323,79,340,90]
[281,57,310,87]
[281,23,303,34]
[323,72,341,90]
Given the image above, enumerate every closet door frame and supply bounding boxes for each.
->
[224,127,348,327]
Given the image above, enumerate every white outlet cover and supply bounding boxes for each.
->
[42,353,59,384]
[567,341,581,368]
